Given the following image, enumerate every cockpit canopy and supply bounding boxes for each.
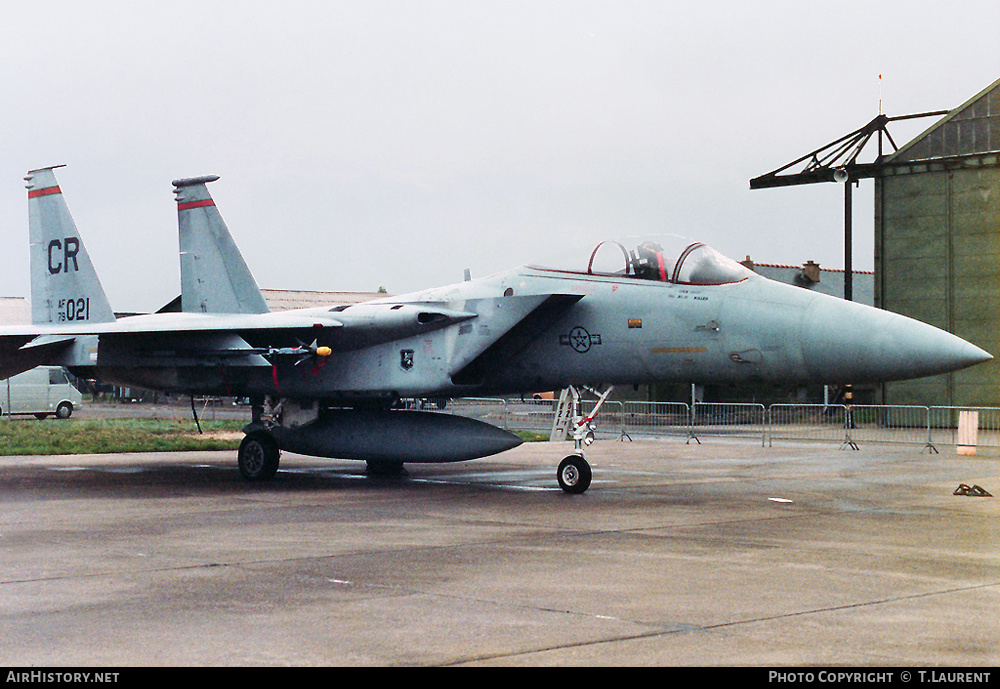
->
[530,235,753,285]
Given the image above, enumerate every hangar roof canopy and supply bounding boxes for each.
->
[890,77,1000,163]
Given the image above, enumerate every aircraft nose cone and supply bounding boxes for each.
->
[801,297,992,383]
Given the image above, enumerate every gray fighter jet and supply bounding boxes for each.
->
[0,166,990,492]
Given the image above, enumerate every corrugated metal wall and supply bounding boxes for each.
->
[876,79,1000,406]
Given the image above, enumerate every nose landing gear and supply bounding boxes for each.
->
[552,385,613,494]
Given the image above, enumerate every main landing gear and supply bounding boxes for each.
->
[238,431,280,481]
[237,397,284,481]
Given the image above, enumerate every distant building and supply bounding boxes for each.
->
[260,289,387,311]
[143,289,389,316]
[0,297,29,326]
[739,257,874,306]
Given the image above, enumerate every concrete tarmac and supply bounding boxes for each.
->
[0,438,997,667]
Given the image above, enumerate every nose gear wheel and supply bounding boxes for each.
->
[557,454,592,494]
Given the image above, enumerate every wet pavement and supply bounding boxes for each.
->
[0,438,997,666]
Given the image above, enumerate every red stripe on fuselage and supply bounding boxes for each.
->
[177,199,216,210]
[28,186,61,198]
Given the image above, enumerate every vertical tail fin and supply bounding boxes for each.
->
[173,176,270,314]
[26,166,116,326]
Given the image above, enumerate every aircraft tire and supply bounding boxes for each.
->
[557,454,592,494]
[238,432,280,481]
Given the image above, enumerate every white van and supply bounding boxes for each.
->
[2,366,83,419]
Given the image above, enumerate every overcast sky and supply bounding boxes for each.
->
[2,0,997,312]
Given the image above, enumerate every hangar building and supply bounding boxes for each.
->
[752,77,1000,408]
[876,78,1000,407]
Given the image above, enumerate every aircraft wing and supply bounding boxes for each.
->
[0,303,480,371]
[0,334,78,380]
[0,293,584,384]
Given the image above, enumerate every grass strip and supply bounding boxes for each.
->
[0,418,246,455]
[514,430,550,443]
[0,419,552,456]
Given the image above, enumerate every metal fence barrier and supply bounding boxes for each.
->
[691,402,767,446]
[928,406,1000,449]
[439,398,1000,451]
[500,398,558,435]
[768,404,848,445]
[620,401,691,441]
[847,405,934,449]
[446,397,510,429]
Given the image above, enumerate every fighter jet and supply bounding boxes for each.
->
[0,166,990,493]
